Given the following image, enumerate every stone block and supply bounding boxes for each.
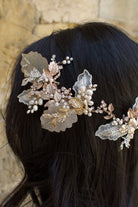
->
[31,0,99,23]
[99,0,138,37]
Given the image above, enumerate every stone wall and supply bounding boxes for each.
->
[0,0,138,202]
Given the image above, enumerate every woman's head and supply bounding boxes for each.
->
[2,22,138,207]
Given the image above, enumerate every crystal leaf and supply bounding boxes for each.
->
[73,69,92,94]
[132,97,138,110]
[41,111,78,132]
[95,123,127,141]
[21,51,48,77]
[40,102,78,132]
[17,89,32,105]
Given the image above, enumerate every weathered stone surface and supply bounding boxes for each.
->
[0,0,36,110]
[0,0,36,200]
[34,23,76,40]
[0,114,23,201]
[99,0,138,37]
[31,0,99,23]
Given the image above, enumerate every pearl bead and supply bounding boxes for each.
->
[84,100,87,105]
[50,94,54,98]
[88,113,92,117]
[28,105,31,109]
[61,87,65,91]
[128,127,135,134]
[87,95,91,100]
[116,118,120,122]
[38,98,43,105]
[66,56,69,60]
[29,100,34,105]
[62,60,67,64]
[55,102,59,106]
[87,89,93,96]
[67,60,71,64]
[70,57,73,61]
[64,90,69,94]
[88,101,94,106]
[80,85,86,92]
[112,121,118,125]
[31,109,34,113]
[119,119,123,125]
[33,105,38,111]
[84,110,88,115]
[77,94,81,99]
[27,110,30,114]
[88,107,93,112]
[35,100,38,104]
[61,99,65,103]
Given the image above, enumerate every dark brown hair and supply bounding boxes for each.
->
[1,22,138,207]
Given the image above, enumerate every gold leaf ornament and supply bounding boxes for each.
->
[69,97,84,109]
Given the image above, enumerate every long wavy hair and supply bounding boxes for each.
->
[1,22,138,207]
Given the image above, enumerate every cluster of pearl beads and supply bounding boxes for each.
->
[119,118,137,134]
[51,55,73,65]
[77,84,97,117]
[62,56,73,65]
[27,97,43,114]
[55,87,72,109]
[95,100,107,114]
[112,114,130,126]
[112,118,124,126]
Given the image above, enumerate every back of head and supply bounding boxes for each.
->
[2,22,138,207]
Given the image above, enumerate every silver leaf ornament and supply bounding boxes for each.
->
[73,69,92,95]
[95,123,127,141]
[21,52,48,78]
[17,89,32,105]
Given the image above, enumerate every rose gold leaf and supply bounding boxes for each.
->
[127,108,135,118]
[104,115,112,120]
[37,82,43,89]
[108,103,114,112]
[54,91,61,102]
[48,62,59,75]
[40,92,50,100]
[47,84,54,94]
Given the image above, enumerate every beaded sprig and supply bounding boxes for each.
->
[18,52,138,150]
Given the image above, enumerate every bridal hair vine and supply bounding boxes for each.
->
[18,51,138,150]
